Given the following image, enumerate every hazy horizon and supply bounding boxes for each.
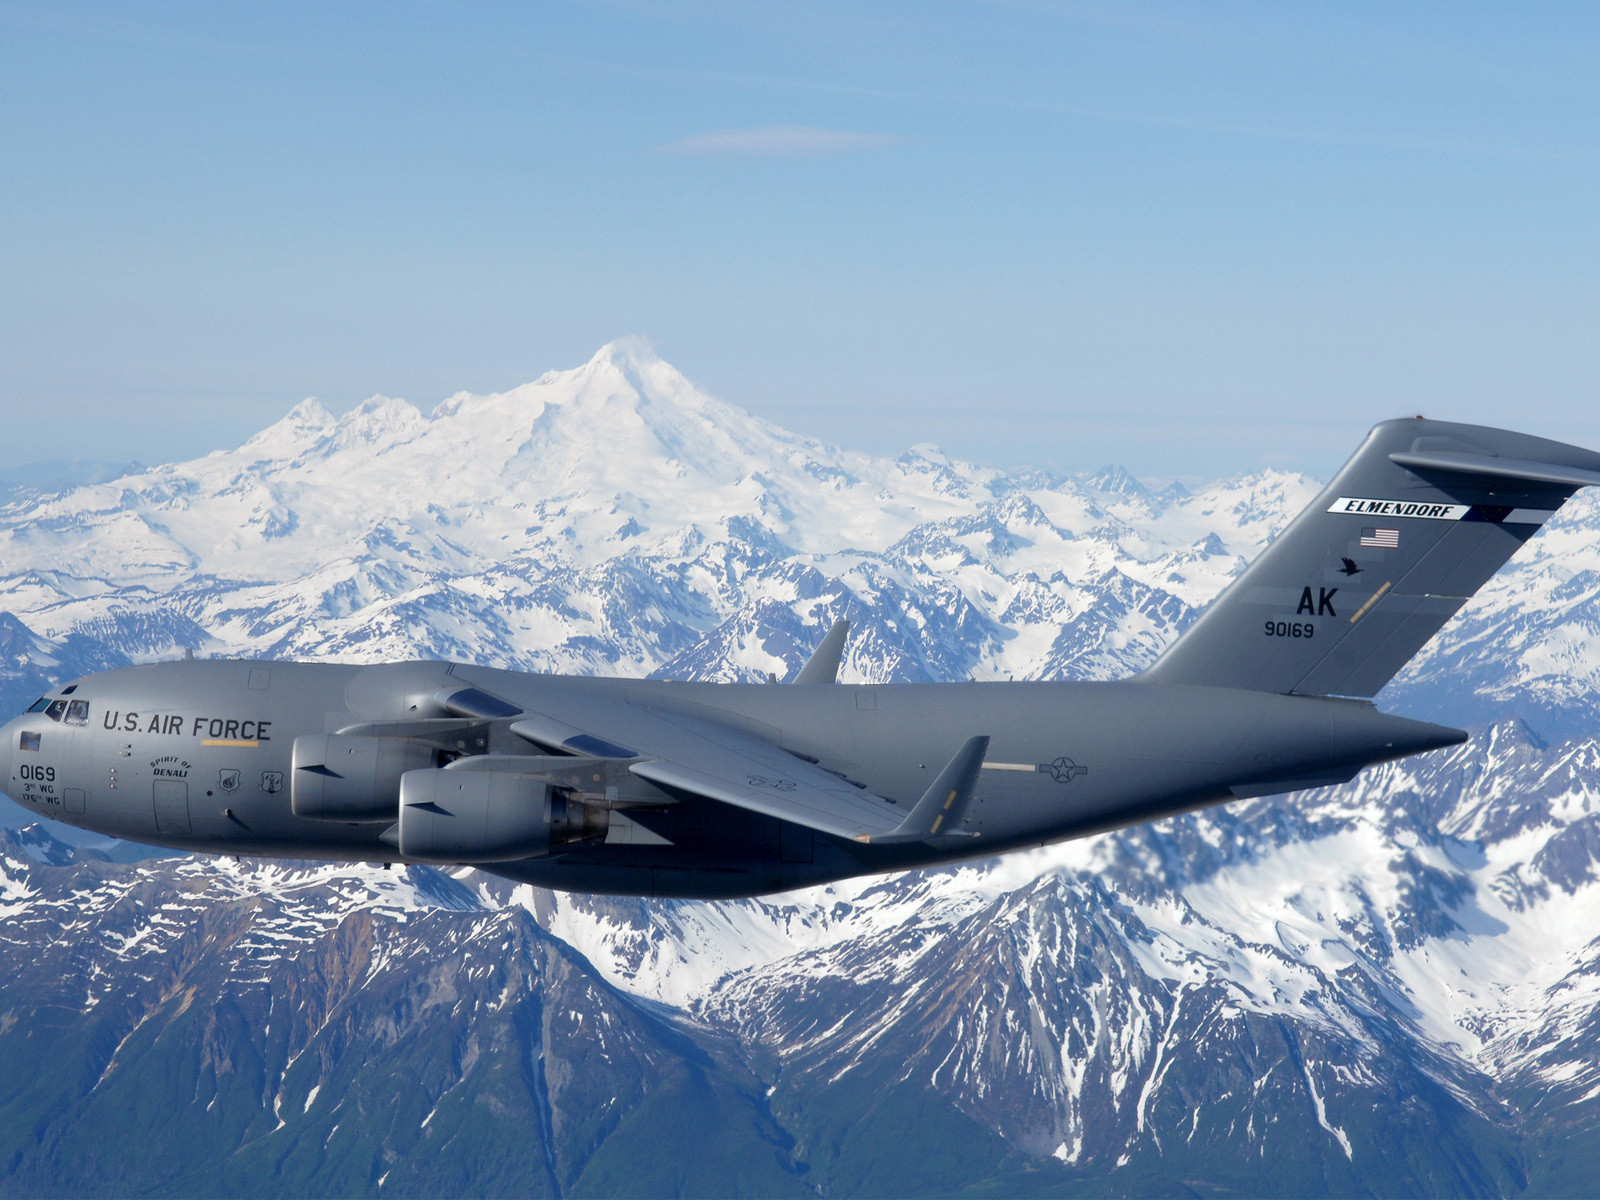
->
[4,3,1598,479]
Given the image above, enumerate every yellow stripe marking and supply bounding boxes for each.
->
[1349,581,1392,625]
[203,739,260,747]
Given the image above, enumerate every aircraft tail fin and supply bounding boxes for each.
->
[1141,418,1600,697]
[794,619,849,684]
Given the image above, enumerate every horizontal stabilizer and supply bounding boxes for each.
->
[1389,451,1600,490]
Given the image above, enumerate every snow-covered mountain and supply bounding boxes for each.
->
[3,339,1593,731]
[0,338,1312,692]
[1,342,1599,1195]
[3,718,1597,1195]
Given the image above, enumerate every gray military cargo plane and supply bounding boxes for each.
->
[4,418,1599,898]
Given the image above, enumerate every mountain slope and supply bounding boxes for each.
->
[6,710,1600,1197]
[2,343,1600,1195]
[0,340,1313,696]
[0,840,810,1198]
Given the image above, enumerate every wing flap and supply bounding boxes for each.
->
[499,697,908,839]
[455,683,987,843]
[629,757,902,840]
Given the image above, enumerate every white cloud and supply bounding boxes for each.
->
[653,125,908,157]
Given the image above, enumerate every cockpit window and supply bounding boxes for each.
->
[60,684,77,696]
[26,697,50,713]
[63,700,89,726]
[43,700,67,723]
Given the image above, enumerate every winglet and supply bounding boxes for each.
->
[794,619,850,685]
[857,735,989,844]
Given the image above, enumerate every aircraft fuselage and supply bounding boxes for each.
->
[0,658,1460,897]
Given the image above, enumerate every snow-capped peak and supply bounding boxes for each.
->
[239,397,338,458]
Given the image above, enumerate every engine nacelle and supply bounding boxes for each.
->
[397,769,608,863]
[291,734,434,821]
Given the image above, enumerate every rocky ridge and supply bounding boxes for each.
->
[0,344,1598,1194]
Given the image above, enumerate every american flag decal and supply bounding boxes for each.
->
[1360,527,1400,548]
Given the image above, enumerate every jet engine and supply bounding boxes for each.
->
[396,768,609,863]
[291,734,435,821]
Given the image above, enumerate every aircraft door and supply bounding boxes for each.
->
[152,780,191,835]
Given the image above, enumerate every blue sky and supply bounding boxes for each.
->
[3,2,1597,478]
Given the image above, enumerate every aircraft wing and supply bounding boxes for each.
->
[513,701,909,841]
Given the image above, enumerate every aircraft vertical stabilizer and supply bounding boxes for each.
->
[1141,418,1600,697]
[795,619,850,684]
